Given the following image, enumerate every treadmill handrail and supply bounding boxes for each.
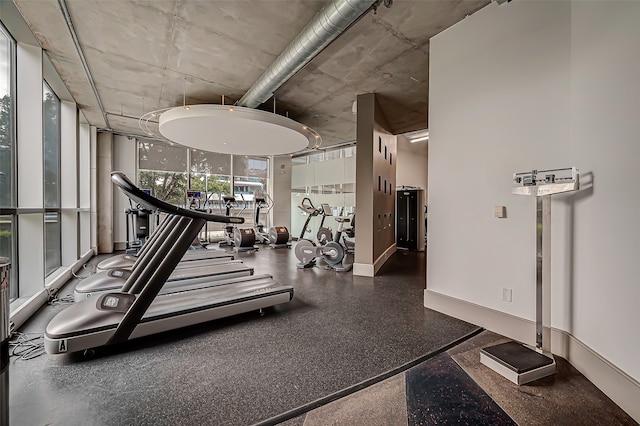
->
[111,172,244,224]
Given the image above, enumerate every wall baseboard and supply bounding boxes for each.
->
[352,263,374,277]
[424,289,640,422]
[353,244,397,277]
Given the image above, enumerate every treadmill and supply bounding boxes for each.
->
[44,172,293,354]
[73,256,254,302]
[96,215,232,271]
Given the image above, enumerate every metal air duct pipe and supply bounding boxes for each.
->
[237,0,379,108]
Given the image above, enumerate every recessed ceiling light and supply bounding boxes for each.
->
[410,135,429,143]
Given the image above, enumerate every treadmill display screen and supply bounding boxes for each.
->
[103,296,119,308]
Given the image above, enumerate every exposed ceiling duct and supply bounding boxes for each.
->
[237,0,382,108]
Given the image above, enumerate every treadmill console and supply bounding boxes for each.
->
[108,269,131,279]
[97,293,136,313]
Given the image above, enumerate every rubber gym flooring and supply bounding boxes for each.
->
[7,247,635,425]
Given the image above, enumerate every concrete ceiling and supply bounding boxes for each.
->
[13,0,489,149]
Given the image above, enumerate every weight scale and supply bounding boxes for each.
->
[480,167,579,385]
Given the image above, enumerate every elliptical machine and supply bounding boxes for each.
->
[253,194,291,249]
[253,196,271,245]
[124,199,152,254]
[294,198,352,272]
[219,194,257,252]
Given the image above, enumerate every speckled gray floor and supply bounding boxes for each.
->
[8,247,480,426]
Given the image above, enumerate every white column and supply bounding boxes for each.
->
[96,132,113,253]
[79,122,92,254]
[16,42,44,295]
[16,43,42,209]
[60,101,78,265]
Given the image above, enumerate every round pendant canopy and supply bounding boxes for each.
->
[158,104,319,155]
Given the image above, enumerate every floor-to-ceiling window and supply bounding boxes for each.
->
[43,81,61,276]
[189,148,231,241]
[137,140,188,205]
[136,140,269,241]
[189,148,231,209]
[0,5,89,326]
[233,155,268,226]
[0,23,15,299]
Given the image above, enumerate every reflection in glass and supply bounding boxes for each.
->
[43,82,60,208]
[44,212,61,277]
[137,171,188,206]
[138,140,187,172]
[190,149,230,176]
[233,176,267,226]
[0,25,14,209]
[0,216,14,300]
[233,155,268,178]
[43,82,61,275]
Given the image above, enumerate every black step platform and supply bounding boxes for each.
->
[480,341,555,385]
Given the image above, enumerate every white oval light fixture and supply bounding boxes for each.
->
[157,104,318,155]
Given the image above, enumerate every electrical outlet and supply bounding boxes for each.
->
[502,288,512,302]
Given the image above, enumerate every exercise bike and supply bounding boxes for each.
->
[341,213,355,254]
[294,198,352,272]
[253,194,291,249]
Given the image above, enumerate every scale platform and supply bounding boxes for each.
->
[480,341,555,385]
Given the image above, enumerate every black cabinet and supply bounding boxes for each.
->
[396,188,425,251]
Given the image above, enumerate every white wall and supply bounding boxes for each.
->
[397,135,428,193]
[428,0,639,388]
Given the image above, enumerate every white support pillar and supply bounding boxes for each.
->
[16,42,44,296]
[60,101,78,265]
[79,122,92,254]
[96,132,113,253]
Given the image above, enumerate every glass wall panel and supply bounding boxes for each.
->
[343,146,356,158]
[136,147,270,240]
[233,155,268,178]
[44,212,61,276]
[137,171,188,206]
[0,24,14,209]
[0,216,14,299]
[43,82,61,275]
[233,155,268,226]
[308,152,324,163]
[193,174,232,242]
[233,176,266,226]
[138,140,187,172]
[291,156,307,166]
[190,149,230,176]
[290,145,356,239]
[189,148,232,210]
[324,149,341,160]
[43,82,60,208]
